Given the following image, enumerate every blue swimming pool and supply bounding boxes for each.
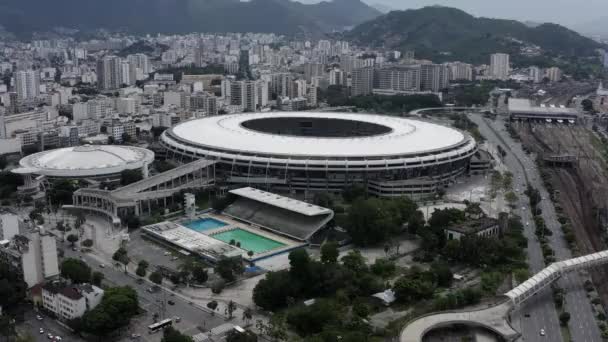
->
[184,218,228,232]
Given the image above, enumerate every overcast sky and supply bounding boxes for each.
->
[299,0,607,30]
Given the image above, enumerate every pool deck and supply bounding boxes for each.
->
[178,213,305,262]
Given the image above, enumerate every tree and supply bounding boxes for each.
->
[242,307,253,325]
[582,98,594,112]
[252,271,293,311]
[226,330,258,342]
[370,258,396,278]
[464,201,483,219]
[288,249,311,279]
[505,191,518,208]
[430,261,453,288]
[320,241,339,264]
[82,239,93,247]
[112,247,130,273]
[256,316,287,342]
[91,271,104,286]
[81,286,139,336]
[207,300,218,314]
[48,180,78,206]
[136,265,147,277]
[120,169,143,186]
[149,271,163,285]
[215,258,243,282]
[161,327,193,342]
[67,233,79,247]
[0,260,27,310]
[342,184,367,203]
[226,300,237,319]
[559,311,571,326]
[60,258,92,284]
[341,250,368,274]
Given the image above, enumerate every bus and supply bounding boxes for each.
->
[148,318,173,334]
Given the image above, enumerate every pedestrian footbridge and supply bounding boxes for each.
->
[400,250,608,341]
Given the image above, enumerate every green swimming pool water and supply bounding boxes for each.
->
[212,229,286,254]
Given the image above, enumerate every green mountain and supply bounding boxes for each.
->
[0,0,381,38]
[347,6,602,64]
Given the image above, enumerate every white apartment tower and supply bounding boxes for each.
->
[15,70,40,100]
[127,53,150,74]
[97,55,122,91]
[529,66,543,83]
[0,229,59,288]
[447,62,473,81]
[351,67,374,96]
[490,53,510,80]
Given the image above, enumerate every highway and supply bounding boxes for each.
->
[473,115,602,342]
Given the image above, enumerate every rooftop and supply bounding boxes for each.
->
[229,187,331,217]
[167,112,469,158]
[143,221,242,259]
[16,145,155,177]
[508,98,578,116]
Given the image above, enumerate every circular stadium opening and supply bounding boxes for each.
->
[240,117,393,138]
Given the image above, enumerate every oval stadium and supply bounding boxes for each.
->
[160,112,480,198]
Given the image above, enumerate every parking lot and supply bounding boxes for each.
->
[127,230,191,271]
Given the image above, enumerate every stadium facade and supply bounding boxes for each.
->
[160,112,479,198]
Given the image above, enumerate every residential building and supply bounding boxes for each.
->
[351,67,374,96]
[546,67,562,82]
[97,56,122,91]
[490,53,510,80]
[446,62,473,81]
[420,64,449,92]
[304,63,324,82]
[444,218,500,241]
[529,66,543,83]
[329,69,346,86]
[0,213,22,241]
[127,53,150,75]
[42,283,104,321]
[374,66,421,92]
[0,229,59,288]
[15,70,40,100]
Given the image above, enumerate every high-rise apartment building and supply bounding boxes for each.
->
[329,69,346,86]
[0,229,59,288]
[529,66,543,83]
[374,66,421,92]
[446,62,473,81]
[351,67,374,96]
[304,63,325,82]
[545,67,562,82]
[490,53,510,80]
[96,55,122,91]
[15,70,40,100]
[420,64,450,92]
[230,81,258,112]
[127,53,150,74]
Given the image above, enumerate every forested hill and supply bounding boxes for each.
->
[347,6,602,64]
[0,0,381,38]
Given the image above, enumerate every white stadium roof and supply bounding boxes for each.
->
[168,112,468,158]
[16,145,155,177]
[229,187,332,216]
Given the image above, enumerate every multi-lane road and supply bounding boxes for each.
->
[60,246,227,342]
[473,115,602,342]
